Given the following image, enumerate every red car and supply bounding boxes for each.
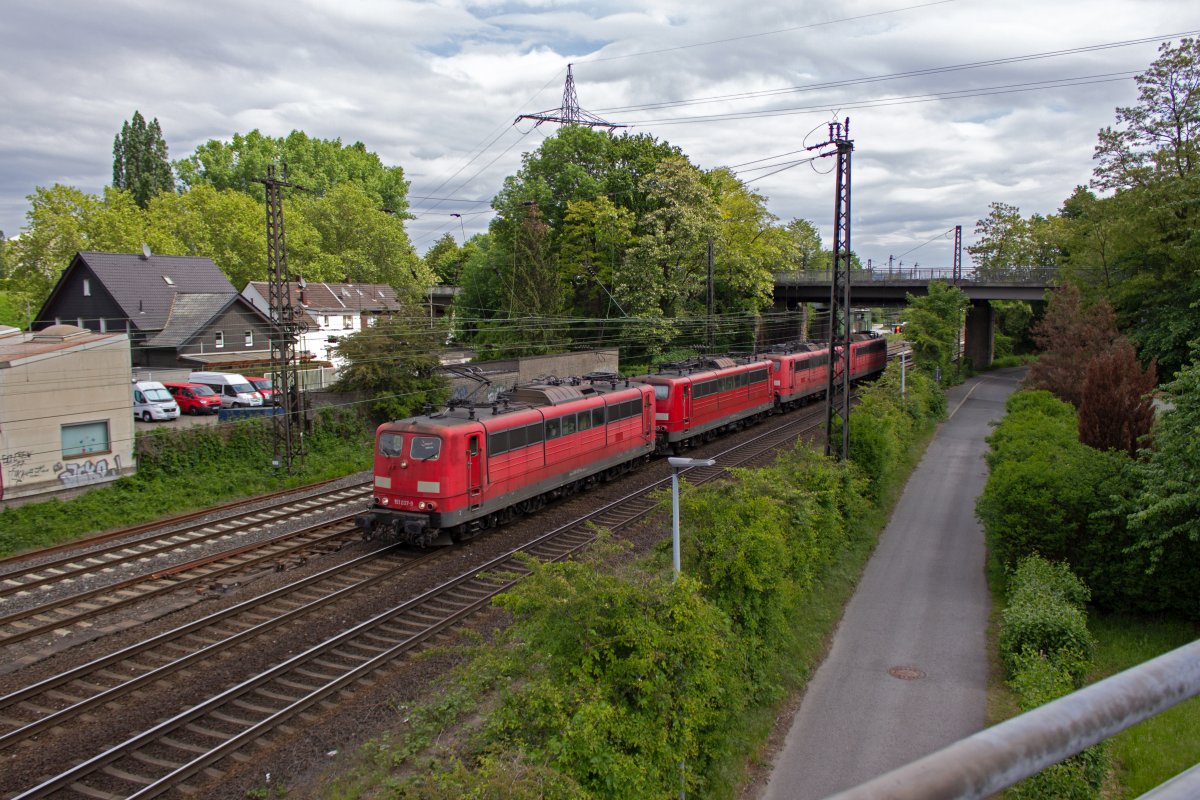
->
[163,382,223,415]
[244,376,276,404]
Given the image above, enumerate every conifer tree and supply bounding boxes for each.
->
[113,111,174,207]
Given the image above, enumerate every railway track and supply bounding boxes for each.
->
[5,408,824,799]
[0,483,372,601]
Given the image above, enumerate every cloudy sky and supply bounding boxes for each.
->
[2,0,1196,270]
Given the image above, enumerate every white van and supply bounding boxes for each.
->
[133,380,180,422]
[187,372,264,408]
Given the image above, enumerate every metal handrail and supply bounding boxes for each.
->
[821,639,1200,799]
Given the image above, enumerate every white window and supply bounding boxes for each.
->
[343,315,353,329]
[99,318,107,332]
[77,317,83,327]
[83,278,91,296]
[367,316,378,327]
[163,275,175,286]
[322,315,330,326]
[245,330,254,347]
[215,331,225,349]
[62,421,110,457]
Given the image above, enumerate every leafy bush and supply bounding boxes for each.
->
[977,392,1130,567]
[490,554,742,799]
[999,556,1095,683]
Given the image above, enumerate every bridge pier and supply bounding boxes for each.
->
[964,300,994,369]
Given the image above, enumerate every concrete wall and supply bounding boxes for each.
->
[0,334,136,504]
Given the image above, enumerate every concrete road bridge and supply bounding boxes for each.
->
[772,267,1059,368]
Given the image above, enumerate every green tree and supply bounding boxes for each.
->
[144,185,265,289]
[628,156,719,320]
[331,311,449,421]
[112,111,174,208]
[423,233,463,285]
[175,129,411,216]
[900,280,969,380]
[1084,38,1200,377]
[967,202,1063,279]
[9,185,146,299]
[287,183,428,291]
[1128,356,1200,618]
[558,196,636,322]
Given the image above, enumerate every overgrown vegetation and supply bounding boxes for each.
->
[999,556,1107,799]
[323,360,945,799]
[899,280,969,383]
[0,409,373,556]
[981,374,1200,796]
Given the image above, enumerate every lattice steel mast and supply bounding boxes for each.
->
[807,119,854,459]
[515,64,626,130]
[256,164,307,473]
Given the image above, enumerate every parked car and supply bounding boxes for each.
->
[133,380,180,422]
[187,371,264,408]
[244,375,277,405]
[163,381,223,415]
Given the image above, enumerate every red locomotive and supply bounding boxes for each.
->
[357,373,656,547]
[630,356,775,454]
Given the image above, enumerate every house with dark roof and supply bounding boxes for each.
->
[34,250,278,370]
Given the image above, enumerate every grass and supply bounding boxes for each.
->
[1087,615,1200,798]
[0,413,374,557]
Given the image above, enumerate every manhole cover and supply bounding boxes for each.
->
[888,665,926,681]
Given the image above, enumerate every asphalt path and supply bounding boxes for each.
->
[760,368,1024,800]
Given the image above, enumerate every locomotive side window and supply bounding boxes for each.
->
[379,433,404,457]
[577,410,592,432]
[526,421,544,444]
[749,368,768,384]
[562,414,577,436]
[489,430,509,456]
[410,436,441,461]
[592,407,606,427]
[546,418,561,439]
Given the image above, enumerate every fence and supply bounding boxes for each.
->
[823,639,1200,799]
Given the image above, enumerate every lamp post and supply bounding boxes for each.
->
[668,457,716,580]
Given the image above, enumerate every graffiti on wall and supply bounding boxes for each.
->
[54,455,123,488]
[1,450,51,486]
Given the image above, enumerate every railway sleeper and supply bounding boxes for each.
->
[127,750,181,769]
[101,764,156,785]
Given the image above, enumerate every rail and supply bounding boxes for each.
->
[822,638,1200,799]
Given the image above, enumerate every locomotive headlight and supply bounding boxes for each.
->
[378,496,389,506]
[418,501,427,510]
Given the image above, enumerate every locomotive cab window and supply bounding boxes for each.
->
[410,436,441,461]
[379,433,404,457]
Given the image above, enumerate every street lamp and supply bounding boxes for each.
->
[668,457,717,580]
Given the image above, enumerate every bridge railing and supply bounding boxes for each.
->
[775,267,1061,286]
[820,638,1200,799]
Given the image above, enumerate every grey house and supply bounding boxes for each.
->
[34,251,278,370]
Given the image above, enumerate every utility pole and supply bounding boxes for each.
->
[256,163,307,474]
[953,224,962,285]
[807,118,854,460]
[706,237,715,352]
